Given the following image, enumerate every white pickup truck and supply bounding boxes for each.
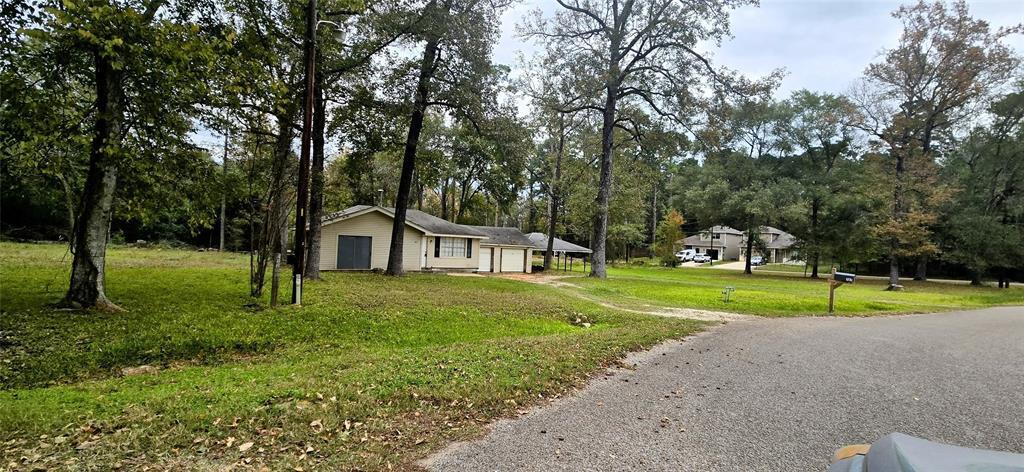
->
[675,249,696,262]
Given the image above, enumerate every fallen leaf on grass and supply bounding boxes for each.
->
[238,442,254,452]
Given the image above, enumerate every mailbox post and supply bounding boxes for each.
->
[828,269,857,314]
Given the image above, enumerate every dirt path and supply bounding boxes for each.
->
[496,273,753,322]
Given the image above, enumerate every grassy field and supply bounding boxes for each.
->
[566,265,1024,316]
[754,263,810,273]
[0,243,702,470]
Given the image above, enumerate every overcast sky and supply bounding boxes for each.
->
[494,0,1024,98]
[193,1,1023,151]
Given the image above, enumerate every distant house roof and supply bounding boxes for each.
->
[681,234,717,246]
[763,228,798,249]
[322,205,488,238]
[526,233,593,254]
[680,225,742,246]
[467,226,536,247]
[708,225,744,235]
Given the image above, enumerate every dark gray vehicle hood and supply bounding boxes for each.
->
[829,433,1024,472]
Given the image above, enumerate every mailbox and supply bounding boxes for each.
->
[833,272,856,284]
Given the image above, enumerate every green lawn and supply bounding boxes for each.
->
[0,243,702,470]
[565,265,1024,316]
[755,263,811,273]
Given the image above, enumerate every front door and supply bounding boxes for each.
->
[337,235,371,269]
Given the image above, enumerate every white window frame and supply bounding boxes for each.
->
[439,237,467,257]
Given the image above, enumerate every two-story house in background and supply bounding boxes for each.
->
[681,225,798,263]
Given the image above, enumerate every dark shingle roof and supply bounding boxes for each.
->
[322,205,487,238]
[526,233,593,254]
[401,209,487,237]
[467,226,535,247]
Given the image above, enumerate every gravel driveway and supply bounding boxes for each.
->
[424,307,1024,471]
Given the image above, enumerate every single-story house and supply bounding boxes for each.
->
[680,226,744,261]
[317,205,533,273]
[467,226,536,273]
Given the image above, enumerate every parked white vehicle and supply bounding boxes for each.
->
[675,249,696,262]
[693,254,712,263]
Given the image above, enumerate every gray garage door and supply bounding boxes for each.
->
[337,235,371,270]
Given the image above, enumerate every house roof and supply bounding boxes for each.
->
[680,225,742,246]
[468,226,536,247]
[708,225,744,235]
[765,230,798,249]
[681,234,726,246]
[322,205,488,238]
[526,233,593,254]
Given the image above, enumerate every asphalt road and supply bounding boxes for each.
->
[425,307,1024,471]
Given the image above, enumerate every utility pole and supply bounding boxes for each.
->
[292,0,317,305]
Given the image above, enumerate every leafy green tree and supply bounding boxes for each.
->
[655,210,685,266]
[8,0,226,310]
[777,90,861,278]
[940,86,1024,286]
[383,0,513,275]
[522,0,778,279]
[851,0,1021,288]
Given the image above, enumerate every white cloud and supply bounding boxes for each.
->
[496,0,1024,99]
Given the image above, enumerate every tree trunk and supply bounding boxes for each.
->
[650,183,657,245]
[543,117,565,271]
[887,153,906,289]
[270,252,281,307]
[887,257,901,290]
[914,255,927,281]
[56,173,77,245]
[589,79,619,279]
[744,228,754,275]
[62,51,124,311]
[440,177,449,221]
[270,208,289,307]
[386,36,439,276]
[527,180,538,233]
[304,70,326,280]
[809,198,820,278]
[219,132,229,252]
[253,107,296,298]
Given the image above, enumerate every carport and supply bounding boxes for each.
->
[526,233,592,272]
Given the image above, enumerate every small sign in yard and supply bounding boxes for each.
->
[722,286,735,303]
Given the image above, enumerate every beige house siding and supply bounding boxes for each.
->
[721,234,741,260]
[319,211,423,271]
[424,236,481,271]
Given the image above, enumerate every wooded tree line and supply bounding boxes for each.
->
[1,0,1021,309]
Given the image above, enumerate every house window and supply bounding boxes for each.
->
[439,237,467,257]
[712,233,721,240]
